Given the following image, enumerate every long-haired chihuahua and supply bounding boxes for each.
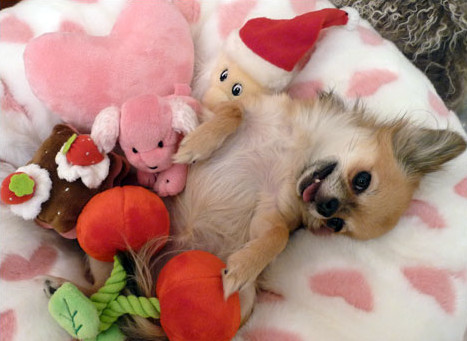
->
[126,92,466,339]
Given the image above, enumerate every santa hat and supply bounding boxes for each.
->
[224,7,359,91]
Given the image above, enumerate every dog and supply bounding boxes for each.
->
[123,92,466,340]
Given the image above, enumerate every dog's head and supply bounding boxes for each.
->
[296,99,466,240]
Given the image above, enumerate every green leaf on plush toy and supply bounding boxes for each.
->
[62,133,77,155]
[49,282,100,339]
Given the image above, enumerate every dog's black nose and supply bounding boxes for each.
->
[316,198,340,217]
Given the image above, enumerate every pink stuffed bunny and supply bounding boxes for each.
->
[92,94,200,196]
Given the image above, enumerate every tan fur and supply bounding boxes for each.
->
[174,101,244,164]
[329,127,419,239]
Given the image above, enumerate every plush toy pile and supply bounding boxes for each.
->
[0,0,466,340]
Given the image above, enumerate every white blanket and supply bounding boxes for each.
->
[0,0,466,340]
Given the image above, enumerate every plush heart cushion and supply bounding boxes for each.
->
[24,0,194,132]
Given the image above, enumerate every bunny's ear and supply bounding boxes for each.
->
[169,97,200,135]
[91,106,121,153]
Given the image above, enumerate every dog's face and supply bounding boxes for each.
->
[295,101,466,240]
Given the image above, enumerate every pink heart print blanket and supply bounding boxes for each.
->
[0,0,466,340]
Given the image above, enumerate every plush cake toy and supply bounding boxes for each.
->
[0,124,129,237]
[91,93,200,197]
[202,7,358,108]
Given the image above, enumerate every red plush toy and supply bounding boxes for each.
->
[76,185,170,262]
[157,250,241,341]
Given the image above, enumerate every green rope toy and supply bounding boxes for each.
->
[48,256,159,341]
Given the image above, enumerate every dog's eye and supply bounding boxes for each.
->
[326,218,345,232]
[158,141,164,148]
[352,171,371,193]
[220,69,228,82]
[232,83,243,96]
[132,147,138,154]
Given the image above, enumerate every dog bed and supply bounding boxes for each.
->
[0,0,466,340]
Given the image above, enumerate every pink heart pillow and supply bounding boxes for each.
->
[24,0,194,132]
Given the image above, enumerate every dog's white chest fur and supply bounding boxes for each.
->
[168,99,297,261]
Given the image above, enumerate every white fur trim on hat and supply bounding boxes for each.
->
[224,30,295,92]
[9,164,52,220]
[342,7,360,30]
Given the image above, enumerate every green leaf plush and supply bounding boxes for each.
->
[48,282,100,339]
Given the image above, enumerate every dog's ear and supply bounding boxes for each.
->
[391,122,466,176]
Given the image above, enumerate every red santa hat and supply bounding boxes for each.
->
[224,7,359,91]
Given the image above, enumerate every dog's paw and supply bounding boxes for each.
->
[174,127,224,164]
[173,135,205,164]
[40,276,65,298]
[222,253,262,300]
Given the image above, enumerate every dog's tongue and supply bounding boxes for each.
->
[302,180,320,202]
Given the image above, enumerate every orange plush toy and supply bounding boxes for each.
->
[75,189,240,340]
[76,185,170,262]
[157,250,241,341]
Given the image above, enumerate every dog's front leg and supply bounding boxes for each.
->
[222,211,289,299]
[174,101,243,164]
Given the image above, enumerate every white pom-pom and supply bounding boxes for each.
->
[342,7,359,30]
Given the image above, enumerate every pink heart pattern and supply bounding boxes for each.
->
[218,0,257,39]
[455,178,467,197]
[0,15,33,43]
[0,244,58,281]
[357,26,384,46]
[24,0,194,131]
[346,69,398,98]
[403,266,456,314]
[403,199,446,229]
[242,328,303,341]
[0,310,16,341]
[309,269,374,312]
[290,0,317,15]
[428,90,449,117]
